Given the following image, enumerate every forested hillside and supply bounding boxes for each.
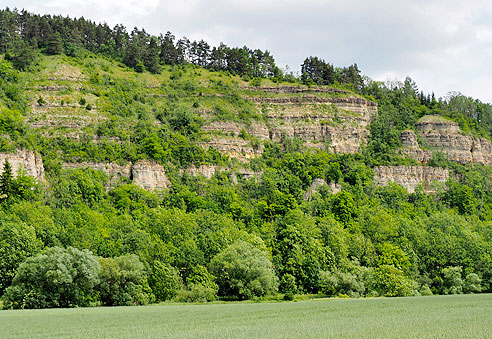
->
[1,8,492,308]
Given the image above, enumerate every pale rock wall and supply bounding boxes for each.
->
[62,160,170,191]
[400,118,492,165]
[131,160,171,191]
[303,178,342,200]
[61,162,131,186]
[201,93,378,158]
[0,149,45,182]
[374,166,449,193]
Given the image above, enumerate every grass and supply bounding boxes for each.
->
[2,294,492,338]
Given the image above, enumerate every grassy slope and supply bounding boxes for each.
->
[2,294,491,338]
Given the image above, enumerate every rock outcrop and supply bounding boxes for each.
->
[0,149,45,182]
[201,89,378,159]
[62,162,132,186]
[401,116,492,165]
[400,130,432,163]
[131,160,171,191]
[374,166,449,193]
[62,160,170,191]
[255,96,377,154]
[303,178,342,200]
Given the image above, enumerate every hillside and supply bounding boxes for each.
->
[1,10,492,309]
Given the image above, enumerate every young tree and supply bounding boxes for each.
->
[0,159,14,201]
[0,221,42,294]
[97,254,154,306]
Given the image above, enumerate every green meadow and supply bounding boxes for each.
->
[2,294,491,338]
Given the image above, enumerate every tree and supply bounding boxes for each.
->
[0,221,42,294]
[3,247,100,309]
[144,37,161,74]
[273,209,330,293]
[0,159,13,201]
[97,254,154,306]
[301,56,334,85]
[45,31,63,55]
[5,40,37,70]
[209,240,278,300]
[148,261,183,301]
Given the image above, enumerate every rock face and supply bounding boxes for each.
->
[199,136,264,163]
[62,162,132,186]
[401,116,492,165]
[400,130,432,163]
[0,149,45,182]
[256,96,377,154]
[63,160,170,191]
[303,178,341,200]
[374,166,449,193]
[201,89,378,159]
[131,160,171,191]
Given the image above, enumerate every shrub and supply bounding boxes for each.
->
[442,266,463,295]
[175,284,217,303]
[97,254,154,306]
[0,221,42,294]
[373,265,413,297]
[464,273,482,294]
[209,240,278,300]
[148,261,183,301]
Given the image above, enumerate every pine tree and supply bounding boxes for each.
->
[144,37,161,74]
[0,159,14,200]
[45,31,63,55]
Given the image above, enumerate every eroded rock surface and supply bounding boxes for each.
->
[0,149,45,182]
[374,166,449,193]
[131,160,171,191]
[401,116,492,165]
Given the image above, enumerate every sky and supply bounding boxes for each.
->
[5,0,492,103]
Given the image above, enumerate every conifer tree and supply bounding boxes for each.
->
[0,159,14,200]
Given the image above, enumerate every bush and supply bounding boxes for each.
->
[464,273,482,294]
[175,284,217,303]
[0,221,42,294]
[97,254,153,306]
[148,261,183,301]
[3,247,100,309]
[209,240,278,300]
[373,265,413,297]
[442,266,463,295]
[279,273,297,294]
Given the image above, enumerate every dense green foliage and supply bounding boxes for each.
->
[3,247,99,309]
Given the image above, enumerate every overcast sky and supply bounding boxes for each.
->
[6,0,492,103]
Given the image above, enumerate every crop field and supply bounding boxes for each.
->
[2,294,491,338]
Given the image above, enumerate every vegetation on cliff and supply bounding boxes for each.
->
[1,8,492,308]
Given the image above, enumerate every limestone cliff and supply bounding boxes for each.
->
[201,87,377,160]
[62,160,170,191]
[401,116,492,165]
[374,166,449,193]
[0,149,45,183]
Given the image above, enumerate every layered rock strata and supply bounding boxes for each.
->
[401,116,492,165]
[62,160,170,191]
[0,149,45,182]
[202,94,377,158]
[374,166,449,193]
